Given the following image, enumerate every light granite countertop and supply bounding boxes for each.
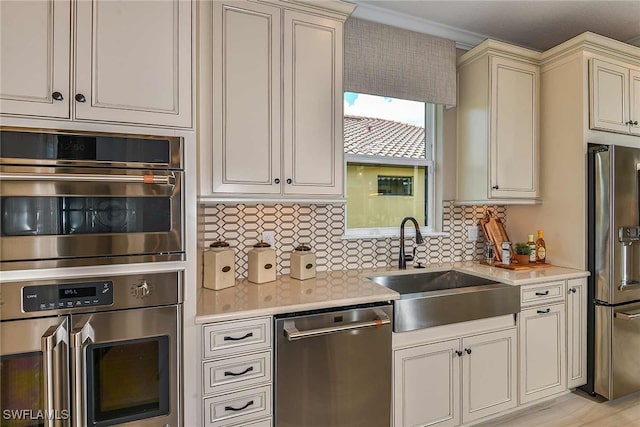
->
[196,261,589,323]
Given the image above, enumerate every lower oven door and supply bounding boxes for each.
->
[0,316,69,427]
[70,305,180,427]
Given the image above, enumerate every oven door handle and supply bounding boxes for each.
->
[71,318,95,427]
[0,171,176,187]
[41,318,68,427]
[615,308,640,320]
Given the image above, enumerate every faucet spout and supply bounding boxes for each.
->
[399,216,424,269]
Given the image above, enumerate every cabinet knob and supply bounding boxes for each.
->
[455,350,463,357]
[51,91,64,101]
[286,178,292,185]
[75,93,86,103]
[274,178,280,184]
[633,121,639,126]
[569,287,577,293]
[492,185,499,190]
[465,348,472,355]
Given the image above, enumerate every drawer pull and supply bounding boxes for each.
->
[223,332,254,341]
[224,366,254,377]
[537,308,551,314]
[225,400,254,412]
[535,291,550,296]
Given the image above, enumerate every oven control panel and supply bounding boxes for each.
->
[23,281,114,312]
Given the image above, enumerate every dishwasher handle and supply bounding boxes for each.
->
[283,312,390,341]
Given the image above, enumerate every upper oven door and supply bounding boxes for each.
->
[0,165,183,269]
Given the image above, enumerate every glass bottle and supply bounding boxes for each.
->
[535,230,546,264]
[527,234,536,263]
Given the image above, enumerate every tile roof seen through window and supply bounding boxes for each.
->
[344,115,428,160]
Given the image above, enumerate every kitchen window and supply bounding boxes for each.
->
[344,92,438,238]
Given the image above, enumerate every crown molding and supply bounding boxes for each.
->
[349,1,487,50]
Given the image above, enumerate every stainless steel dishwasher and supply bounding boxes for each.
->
[275,303,392,427]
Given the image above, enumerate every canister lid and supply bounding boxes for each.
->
[294,244,311,251]
[253,241,271,248]
[210,240,230,248]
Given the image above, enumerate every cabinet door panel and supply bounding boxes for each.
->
[462,328,517,423]
[75,0,192,127]
[630,70,640,136]
[590,58,629,134]
[490,57,538,199]
[283,11,343,196]
[212,1,281,194]
[519,304,566,403]
[567,278,587,388]
[394,340,460,427]
[0,0,70,118]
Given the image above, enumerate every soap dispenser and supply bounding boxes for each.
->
[248,241,277,284]
[290,244,316,280]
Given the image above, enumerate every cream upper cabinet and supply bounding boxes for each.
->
[211,1,282,195]
[282,10,343,196]
[0,0,193,128]
[0,0,71,118]
[567,278,588,389]
[205,0,352,200]
[393,327,516,427]
[74,0,193,127]
[457,41,540,204]
[590,58,640,135]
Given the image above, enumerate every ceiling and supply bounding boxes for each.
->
[351,1,640,51]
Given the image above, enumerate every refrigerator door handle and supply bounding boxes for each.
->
[615,309,640,320]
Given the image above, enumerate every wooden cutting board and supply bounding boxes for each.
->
[480,261,554,271]
[480,210,513,262]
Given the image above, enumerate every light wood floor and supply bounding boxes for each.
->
[475,390,640,427]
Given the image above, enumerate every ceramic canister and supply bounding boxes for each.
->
[248,241,277,284]
[290,244,316,280]
[203,240,236,290]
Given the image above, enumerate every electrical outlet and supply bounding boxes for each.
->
[262,231,276,247]
[467,225,479,242]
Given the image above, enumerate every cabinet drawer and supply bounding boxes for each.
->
[204,317,272,358]
[521,281,565,307]
[203,385,272,427]
[203,351,272,395]
[234,418,272,427]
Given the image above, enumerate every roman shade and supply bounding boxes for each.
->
[344,18,456,106]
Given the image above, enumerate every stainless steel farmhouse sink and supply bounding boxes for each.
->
[368,270,520,332]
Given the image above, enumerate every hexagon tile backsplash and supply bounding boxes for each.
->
[200,201,507,278]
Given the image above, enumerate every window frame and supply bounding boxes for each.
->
[343,103,440,239]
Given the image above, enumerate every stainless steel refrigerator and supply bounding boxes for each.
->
[585,144,640,400]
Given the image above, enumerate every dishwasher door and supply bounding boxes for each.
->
[275,304,392,427]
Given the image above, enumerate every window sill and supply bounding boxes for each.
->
[342,228,448,240]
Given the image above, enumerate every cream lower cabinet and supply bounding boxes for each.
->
[0,0,193,128]
[519,303,566,404]
[393,328,517,427]
[589,58,640,136]
[457,40,540,204]
[206,0,352,199]
[567,278,588,388]
[202,317,273,427]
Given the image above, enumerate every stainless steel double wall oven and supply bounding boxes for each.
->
[0,129,184,270]
[0,129,185,426]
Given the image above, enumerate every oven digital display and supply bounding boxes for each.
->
[59,287,97,299]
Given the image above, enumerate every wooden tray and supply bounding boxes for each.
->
[480,261,554,271]
[480,210,513,262]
